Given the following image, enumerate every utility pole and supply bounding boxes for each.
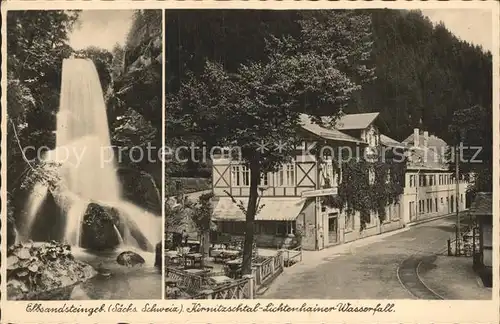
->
[455,143,460,256]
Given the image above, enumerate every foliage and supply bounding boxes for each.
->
[191,193,215,232]
[323,150,406,231]
[7,241,96,300]
[6,10,80,193]
[447,104,492,194]
[111,108,157,150]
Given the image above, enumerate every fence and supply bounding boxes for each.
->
[168,250,286,299]
[447,226,480,257]
[194,275,254,299]
[282,246,302,267]
[166,267,213,296]
[253,250,284,287]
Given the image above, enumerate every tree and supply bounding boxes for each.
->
[190,193,215,268]
[169,10,375,275]
[448,105,492,195]
[6,10,80,227]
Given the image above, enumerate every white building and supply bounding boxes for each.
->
[399,128,468,224]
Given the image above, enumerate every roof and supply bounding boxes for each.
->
[470,192,492,216]
[406,146,448,171]
[213,197,306,221]
[403,132,448,157]
[299,114,365,143]
[335,112,379,130]
[402,131,450,170]
[380,134,407,148]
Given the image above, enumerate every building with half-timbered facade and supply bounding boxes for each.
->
[210,114,469,251]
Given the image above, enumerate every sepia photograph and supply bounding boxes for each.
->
[164,9,493,300]
[6,9,163,300]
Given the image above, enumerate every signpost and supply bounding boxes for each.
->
[301,187,338,198]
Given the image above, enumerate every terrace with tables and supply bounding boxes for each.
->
[165,237,300,299]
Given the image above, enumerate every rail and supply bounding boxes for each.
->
[282,245,302,267]
[194,275,254,299]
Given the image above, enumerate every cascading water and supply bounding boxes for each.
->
[22,58,161,252]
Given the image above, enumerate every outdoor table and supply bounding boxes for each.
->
[210,275,233,285]
[184,253,203,268]
[184,268,206,275]
[166,251,179,257]
[225,258,243,278]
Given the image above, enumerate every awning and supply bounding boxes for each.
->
[213,197,306,222]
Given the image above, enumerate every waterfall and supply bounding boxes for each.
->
[21,58,160,252]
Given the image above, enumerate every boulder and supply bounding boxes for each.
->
[80,203,121,251]
[6,242,97,300]
[116,251,145,267]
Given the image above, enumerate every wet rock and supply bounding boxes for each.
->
[80,203,121,251]
[117,168,161,214]
[154,242,162,270]
[7,242,97,300]
[117,251,145,267]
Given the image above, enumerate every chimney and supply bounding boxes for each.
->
[413,128,420,147]
[423,131,429,148]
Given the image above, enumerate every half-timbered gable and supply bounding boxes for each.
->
[211,112,412,251]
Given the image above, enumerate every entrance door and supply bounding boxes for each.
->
[450,195,454,213]
[328,213,338,244]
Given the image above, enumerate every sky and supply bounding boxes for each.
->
[68,10,135,51]
[68,9,493,53]
[421,9,493,52]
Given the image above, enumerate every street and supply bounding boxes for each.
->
[263,215,490,299]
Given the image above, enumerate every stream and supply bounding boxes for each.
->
[68,247,161,300]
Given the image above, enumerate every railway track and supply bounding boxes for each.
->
[397,255,445,300]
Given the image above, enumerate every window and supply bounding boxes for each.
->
[426,199,430,213]
[439,175,442,185]
[441,197,444,204]
[409,175,414,187]
[231,165,250,187]
[260,172,269,186]
[275,164,295,187]
[429,176,433,186]
[461,194,463,203]
[286,164,295,186]
[435,198,438,212]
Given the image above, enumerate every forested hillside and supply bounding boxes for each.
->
[352,10,492,144]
